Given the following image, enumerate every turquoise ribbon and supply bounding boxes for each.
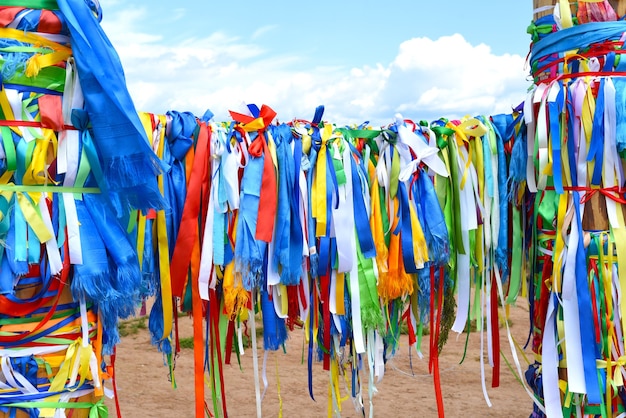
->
[234,132,266,290]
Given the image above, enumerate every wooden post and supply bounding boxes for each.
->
[534,0,556,18]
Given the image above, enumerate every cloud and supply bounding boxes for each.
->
[101,10,529,127]
[381,34,530,123]
[251,25,278,40]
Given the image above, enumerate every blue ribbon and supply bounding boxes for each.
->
[415,168,449,267]
[163,112,194,254]
[261,253,287,351]
[587,53,615,186]
[234,139,266,290]
[57,0,164,215]
[270,124,302,285]
[71,198,112,302]
[574,197,602,403]
[82,193,142,353]
[549,82,565,193]
[350,149,376,259]
[396,182,418,273]
[306,148,319,280]
[489,115,511,278]
[7,198,28,275]
[530,21,626,64]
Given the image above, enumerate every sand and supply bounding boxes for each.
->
[106,301,535,418]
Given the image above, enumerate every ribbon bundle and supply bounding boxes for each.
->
[132,101,537,418]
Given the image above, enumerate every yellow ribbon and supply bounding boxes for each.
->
[48,338,93,393]
[25,51,72,78]
[16,191,53,242]
[611,205,626,339]
[314,124,333,237]
[336,272,345,315]
[559,0,574,29]
[597,356,626,388]
[408,199,429,269]
[552,193,569,293]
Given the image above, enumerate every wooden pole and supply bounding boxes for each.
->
[534,0,556,18]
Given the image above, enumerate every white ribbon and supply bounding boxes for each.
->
[571,79,589,216]
[561,200,586,394]
[333,145,355,273]
[543,293,563,418]
[62,192,82,265]
[6,89,38,143]
[451,140,476,334]
[527,84,546,193]
[395,114,448,177]
[39,194,63,275]
[1,356,38,394]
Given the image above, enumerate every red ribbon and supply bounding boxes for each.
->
[230,105,278,243]
[491,270,500,388]
[546,185,626,205]
[170,121,211,297]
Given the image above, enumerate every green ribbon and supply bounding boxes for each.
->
[329,142,346,186]
[526,21,556,43]
[507,205,523,304]
[5,399,108,418]
[0,0,59,9]
[537,190,558,226]
[336,128,381,141]
[447,138,464,255]
[1,126,17,172]
[389,147,400,199]
[0,59,66,93]
[0,184,100,193]
[431,126,455,150]
[0,305,81,325]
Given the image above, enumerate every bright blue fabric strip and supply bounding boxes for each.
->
[416,168,449,267]
[318,236,331,278]
[350,156,376,259]
[234,150,265,290]
[549,84,564,194]
[573,195,602,403]
[57,0,164,214]
[398,182,418,273]
[530,21,626,63]
[261,268,287,351]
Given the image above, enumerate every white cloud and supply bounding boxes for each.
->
[101,12,529,127]
[251,25,278,40]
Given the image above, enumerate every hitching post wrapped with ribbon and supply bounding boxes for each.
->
[0,2,169,417]
[519,1,626,416]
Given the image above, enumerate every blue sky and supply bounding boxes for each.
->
[100,1,534,126]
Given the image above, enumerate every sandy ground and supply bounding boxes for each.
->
[106,301,535,418]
